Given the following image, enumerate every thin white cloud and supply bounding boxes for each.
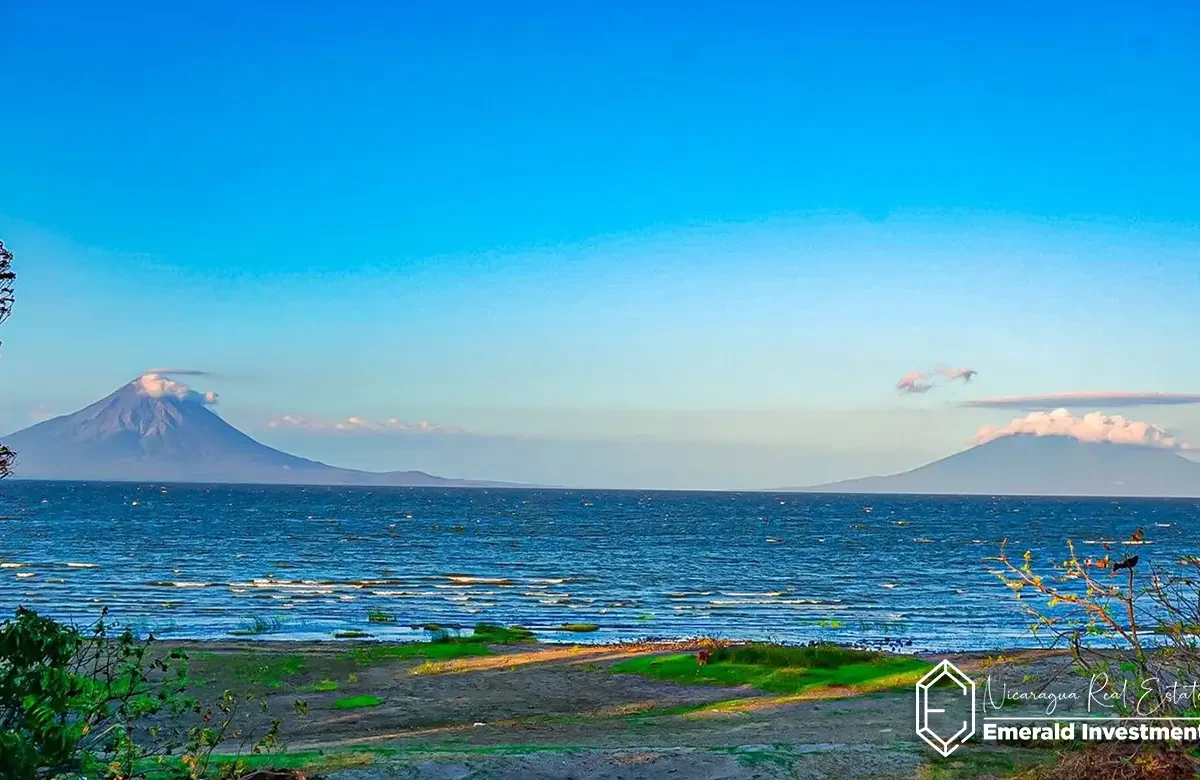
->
[267,414,463,435]
[974,408,1191,450]
[963,391,1200,409]
[143,367,218,377]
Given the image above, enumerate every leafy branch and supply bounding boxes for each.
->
[992,528,1200,716]
[1,607,305,780]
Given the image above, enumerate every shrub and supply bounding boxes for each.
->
[995,527,1200,723]
[1021,742,1198,780]
[0,607,303,779]
[302,678,338,693]
[0,607,89,778]
[711,641,879,669]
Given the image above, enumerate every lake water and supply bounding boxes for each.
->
[1,482,1196,650]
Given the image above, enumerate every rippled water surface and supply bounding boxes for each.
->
[1,482,1197,650]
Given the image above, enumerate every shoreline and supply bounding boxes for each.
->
[96,626,1042,656]
[11,475,1200,499]
[158,634,1055,657]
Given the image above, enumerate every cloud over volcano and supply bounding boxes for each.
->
[973,408,1190,450]
[135,373,218,405]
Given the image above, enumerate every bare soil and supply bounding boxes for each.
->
[173,641,1074,779]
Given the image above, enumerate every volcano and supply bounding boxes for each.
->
[2,376,508,487]
[805,434,1200,497]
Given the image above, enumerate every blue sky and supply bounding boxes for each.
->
[1,0,1198,487]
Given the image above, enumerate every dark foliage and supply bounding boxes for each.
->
[0,237,13,478]
[0,607,301,780]
[0,608,85,778]
[0,239,13,330]
[1021,742,1198,780]
[710,641,880,669]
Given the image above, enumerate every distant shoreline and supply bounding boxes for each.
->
[6,475,1199,498]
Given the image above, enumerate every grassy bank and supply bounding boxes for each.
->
[189,622,537,691]
[612,642,931,695]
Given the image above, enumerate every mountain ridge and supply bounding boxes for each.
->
[3,378,514,487]
[797,434,1200,497]
[8,378,1199,495]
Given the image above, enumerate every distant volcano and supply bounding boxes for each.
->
[3,377,508,487]
[804,434,1200,497]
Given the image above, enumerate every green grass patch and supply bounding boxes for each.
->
[342,622,533,666]
[559,623,599,633]
[300,677,340,693]
[713,642,879,669]
[334,630,371,639]
[199,653,307,689]
[346,641,493,665]
[612,642,930,696]
[367,610,396,624]
[333,694,383,710]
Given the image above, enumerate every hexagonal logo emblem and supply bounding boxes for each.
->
[915,659,976,757]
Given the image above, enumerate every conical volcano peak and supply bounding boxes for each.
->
[133,373,218,406]
[2,377,505,487]
[52,374,222,444]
